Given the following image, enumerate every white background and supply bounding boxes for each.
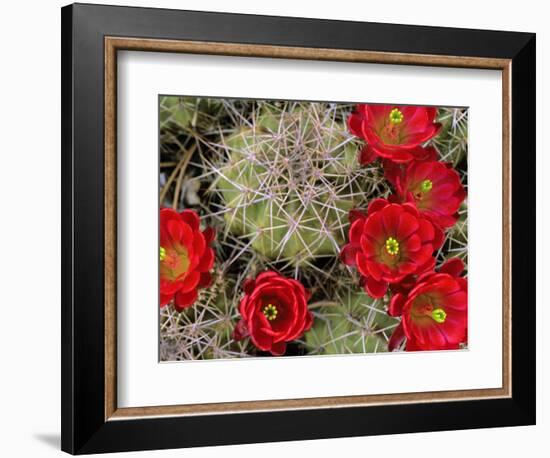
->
[118,52,502,407]
[0,0,545,457]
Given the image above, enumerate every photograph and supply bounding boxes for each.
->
[159,98,469,360]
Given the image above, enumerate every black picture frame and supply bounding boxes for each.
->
[61,3,536,454]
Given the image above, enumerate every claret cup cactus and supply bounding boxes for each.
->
[212,102,385,266]
[159,96,468,360]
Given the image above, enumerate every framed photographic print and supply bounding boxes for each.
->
[61,3,536,454]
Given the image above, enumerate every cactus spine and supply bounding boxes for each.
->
[213,101,385,267]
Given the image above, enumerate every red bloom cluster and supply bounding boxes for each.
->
[387,258,467,351]
[348,105,441,163]
[160,103,467,357]
[346,104,468,351]
[341,198,443,298]
[233,271,313,356]
[160,208,216,311]
[392,160,466,229]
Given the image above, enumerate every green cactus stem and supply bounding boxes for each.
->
[303,287,399,355]
[431,107,468,167]
[212,102,386,266]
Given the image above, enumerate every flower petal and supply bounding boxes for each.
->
[359,144,378,165]
[178,271,200,293]
[270,341,287,356]
[439,258,465,277]
[340,244,360,266]
[180,209,200,231]
[365,276,388,298]
[388,322,406,351]
[233,319,248,341]
[349,218,366,244]
[388,293,406,317]
[196,247,215,272]
[367,198,389,215]
[396,212,420,241]
[174,288,198,311]
[197,271,212,289]
[202,226,216,244]
[356,252,370,277]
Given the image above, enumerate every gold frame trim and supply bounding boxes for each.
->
[104,37,512,421]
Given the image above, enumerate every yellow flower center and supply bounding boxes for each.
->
[389,108,404,124]
[431,308,447,323]
[263,303,278,321]
[420,179,433,193]
[385,237,400,256]
[160,245,190,281]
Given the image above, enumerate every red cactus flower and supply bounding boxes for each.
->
[381,146,439,186]
[387,258,467,351]
[160,208,216,311]
[348,104,441,163]
[233,271,313,356]
[341,199,444,298]
[393,160,466,229]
